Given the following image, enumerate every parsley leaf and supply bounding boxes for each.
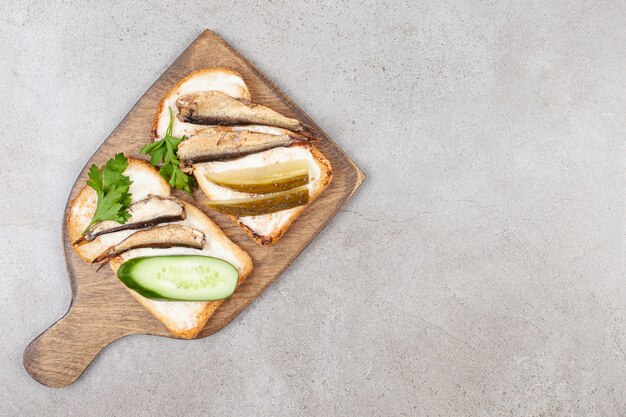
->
[140,108,196,195]
[82,153,133,235]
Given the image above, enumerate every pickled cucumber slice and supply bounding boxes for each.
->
[207,185,309,217]
[205,159,309,194]
[117,255,239,301]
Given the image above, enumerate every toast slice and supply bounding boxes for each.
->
[67,158,253,338]
[152,68,333,245]
[108,201,253,339]
[193,145,332,244]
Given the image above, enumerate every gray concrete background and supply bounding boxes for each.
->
[1,0,625,415]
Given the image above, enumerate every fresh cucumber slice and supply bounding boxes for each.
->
[117,255,239,301]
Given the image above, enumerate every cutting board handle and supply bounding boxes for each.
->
[23,302,127,387]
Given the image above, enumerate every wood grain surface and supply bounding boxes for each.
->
[23,30,364,388]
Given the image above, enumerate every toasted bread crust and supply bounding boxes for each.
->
[150,68,251,142]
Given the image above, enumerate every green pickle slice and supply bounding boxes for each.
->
[206,159,309,194]
[207,185,309,217]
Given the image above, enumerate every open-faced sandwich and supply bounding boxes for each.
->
[147,68,332,245]
[67,155,252,338]
[66,67,330,337]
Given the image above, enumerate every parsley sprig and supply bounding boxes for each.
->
[82,153,132,235]
[140,108,196,195]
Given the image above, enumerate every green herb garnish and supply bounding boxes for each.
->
[140,108,196,195]
[82,153,132,235]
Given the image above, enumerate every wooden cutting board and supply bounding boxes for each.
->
[23,30,364,388]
